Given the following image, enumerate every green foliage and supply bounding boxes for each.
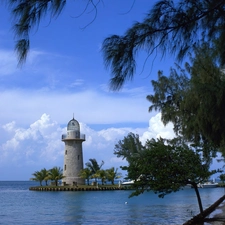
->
[30,171,44,186]
[114,132,216,215]
[48,166,65,186]
[41,168,50,186]
[30,168,50,186]
[102,0,225,90]
[95,169,107,185]
[219,174,225,183]
[133,138,212,197]
[114,132,144,181]
[6,0,101,65]
[147,67,189,135]
[114,132,143,161]
[85,158,104,174]
[32,164,122,187]
[147,44,225,156]
[185,46,225,150]
[79,168,92,185]
[8,0,225,80]
[81,162,122,185]
[105,167,122,185]
[85,158,104,182]
[7,0,66,64]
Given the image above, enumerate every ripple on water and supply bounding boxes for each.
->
[0,182,224,225]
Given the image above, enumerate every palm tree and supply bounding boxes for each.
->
[95,170,107,185]
[30,171,44,186]
[30,168,50,186]
[91,173,99,184]
[85,159,104,182]
[41,168,50,186]
[79,168,92,185]
[48,167,65,186]
[106,167,122,185]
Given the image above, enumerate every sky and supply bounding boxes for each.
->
[0,1,222,180]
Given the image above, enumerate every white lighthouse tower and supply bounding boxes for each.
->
[62,117,85,185]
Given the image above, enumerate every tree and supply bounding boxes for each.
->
[30,168,49,186]
[48,166,65,186]
[7,0,225,83]
[147,44,225,156]
[85,158,104,181]
[102,0,225,90]
[219,174,225,184]
[114,132,144,181]
[114,133,215,216]
[114,132,143,161]
[6,0,101,65]
[106,167,122,185]
[90,173,99,184]
[79,168,92,185]
[30,170,44,186]
[41,168,50,186]
[95,169,107,185]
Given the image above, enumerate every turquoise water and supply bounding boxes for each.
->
[0,181,224,224]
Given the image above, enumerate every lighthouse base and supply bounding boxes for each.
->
[62,177,85,186]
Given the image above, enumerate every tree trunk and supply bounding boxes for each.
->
[193,183,203,215]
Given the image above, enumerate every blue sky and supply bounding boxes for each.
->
[0,1,221,180]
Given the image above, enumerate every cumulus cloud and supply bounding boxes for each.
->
[0,112,175,180]
[140,113,176,143]
[1,114,64,167]
[2,121,16,132]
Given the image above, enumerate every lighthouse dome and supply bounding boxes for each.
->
[67,118,80,131]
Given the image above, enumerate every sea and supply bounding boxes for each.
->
[0,181,224,225]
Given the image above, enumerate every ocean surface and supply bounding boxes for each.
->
[0,181,224,225]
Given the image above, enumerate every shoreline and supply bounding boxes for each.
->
[183,195,225,225]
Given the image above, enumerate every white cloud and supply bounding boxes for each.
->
[3,137,19,151]
[0,114,64,167]
[98,128,130,142]
[0,112,176,180]
[140,113,176,143]
[2,121,16,132]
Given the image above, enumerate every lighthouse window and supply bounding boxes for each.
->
[65,150,67,155]
[64,165,66,170]
[78,155,80,160]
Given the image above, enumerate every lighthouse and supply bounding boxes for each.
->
[62,117,85,185]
